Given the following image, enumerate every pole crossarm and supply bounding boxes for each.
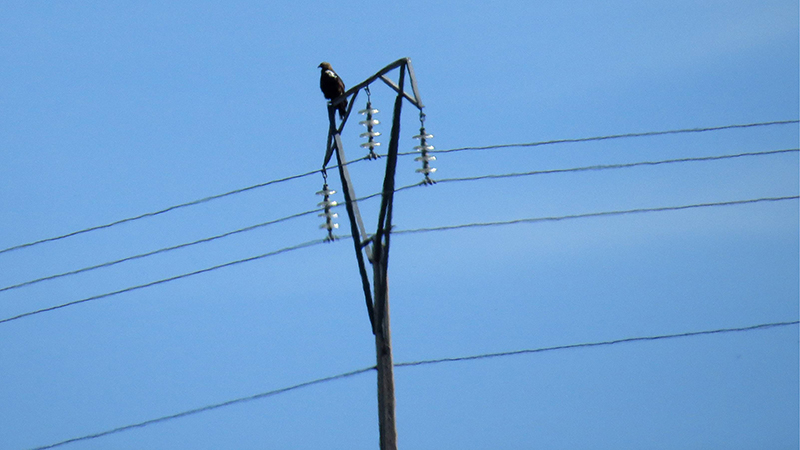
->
[331,57,424,113]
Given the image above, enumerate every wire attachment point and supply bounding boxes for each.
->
[358,89,381,160]
[316,183,339,241]
[413,117,436,185]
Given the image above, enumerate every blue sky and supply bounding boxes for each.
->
[1,1,798,449]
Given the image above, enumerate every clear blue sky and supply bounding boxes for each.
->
[1,1,798,449]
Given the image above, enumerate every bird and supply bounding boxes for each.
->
[318,62,347,119]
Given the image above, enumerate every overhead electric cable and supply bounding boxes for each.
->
[2,120,794,256]
[3,148,794,294]
[0,154,368,257]
[434,148,799,184]
[0,168,319,256]
[396,320,800,368]
[423,120,800,155]
[0,207,324,293]
[27,366,377,450]
[395,196,799,236]
[3,195,796,325]
[28,320,798,450]
[0,238,327,325]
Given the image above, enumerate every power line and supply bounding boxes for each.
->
[27,366,377,450]
[3,120,795,256]
[3,195,795,325]
[424,120,800,155]
[27,319,798,450]
[0,168,321,256]
[0,194,380,294]
[0,156,377,257]
[434,148,799,184]
[3,148,795,294]
[395,196,799,236]
[396,320,800,368]
[0,238,327,325]
[0,207,323,294]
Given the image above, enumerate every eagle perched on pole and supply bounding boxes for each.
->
[318,62,347,119]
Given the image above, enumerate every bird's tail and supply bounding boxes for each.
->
[338,99,347,119]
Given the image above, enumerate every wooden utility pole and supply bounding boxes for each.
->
[374,264,396,449]
[321,58,427,450]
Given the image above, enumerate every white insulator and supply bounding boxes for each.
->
[316,188,336,196]
[415,155,436,162]
[416,167,437,175]
[359,119,380,126]
[360,131,381,138]
[318,211,339,218]
[413,144,435,151]
[360,141,381,148]
[413,133,434,140]
[320,222,340,230]
[358,108,379,115]
[317,199,338,208]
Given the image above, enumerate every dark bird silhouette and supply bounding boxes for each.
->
[318,62,347,119]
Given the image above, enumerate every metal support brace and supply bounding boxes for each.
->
[327,106,375,332]
[373,65,404,332]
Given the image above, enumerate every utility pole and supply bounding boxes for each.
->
[319,58,432,450]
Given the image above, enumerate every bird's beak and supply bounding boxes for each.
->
[317,63,323,68]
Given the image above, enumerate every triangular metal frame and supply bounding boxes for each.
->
[321,57,423,334]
